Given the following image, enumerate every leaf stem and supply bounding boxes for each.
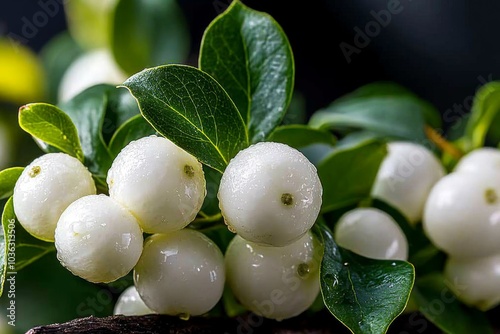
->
[424,125,463,160]
[193,212,222,224]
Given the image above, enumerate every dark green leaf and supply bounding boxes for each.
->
[319,140,387,212]
[1,197,55,296]
[18,103,84,161]
[101,87,141,143]
[332,81,442,129]
[122,64,249,173]
[465,81,500,150]
[0,167,24,200]
[318,223,415,334]
[309,96,429,142]
[39,31,84,104]
[200,165,223,217]
[267,125,336,150]
[111,0,189,75]
[200,0,294,143]
[59,84,118,177]
[108,114,156,157]
[413,273,493,334]
[282,91,307,125]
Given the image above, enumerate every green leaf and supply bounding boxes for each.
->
[18,103,84,161]
[465,81,500,150]
[200,165,223,217]
[413,274,493,334]
[309,95,429,142]
[318,223,415,334]
[108,114,156,157]
[0,167,24,200]
[267,125,336,150]
[58,84,120,176]
[332,81,442,129]
[39,31,84,104]
[122,64,249,173]
[199,0,295,143]
[319,140,387,212]
[111,0,190,75]
[1,197,55,296]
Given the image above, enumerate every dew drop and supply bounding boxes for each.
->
[343,262,349,267]
[62,135,68,141]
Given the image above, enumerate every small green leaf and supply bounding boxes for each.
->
[58,84,119,177]
[200,0,295,143]
[111,0,189,75]
[309,95,429,142]
[413,274,493,334]
[122,64,249,173]
[18,103,84,161]
[0,167,24,200]
[267,125,336,150]
[108,114,156,157]
[319,140,387,212]
[1,197,55,296]
[318,223,415,334]
[465,81,500,150]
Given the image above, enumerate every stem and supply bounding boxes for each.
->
[424,125,463,160]
[193,213,222,224]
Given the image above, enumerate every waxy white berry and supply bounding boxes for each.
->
[114,286,153,316]
[454,147,500,174]
[423,171,500,259]
[445,254,500,311]
[335,208,408,260]
[225,232,322,321]
[134,229,225,317]
[13,153,96,242]
[107,135,206,234]
[55,194,143,283]
[371,141,445,224]
[218,142,322,246]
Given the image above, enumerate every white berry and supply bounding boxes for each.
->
[218,142,322,246]
[371,141,445,224]
[454,147,500,174]
[114,286,153,316]
[334,208,408,260]
[55,194,143,283]
[13,153,96,242]
[134,229,225,316]
[107,135,206,234]
[225,232,321,321]
[423,171,500,259]
[444,254,500,311]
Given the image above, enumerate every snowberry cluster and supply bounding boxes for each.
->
[13,137,324,320]
[423,147,500,310]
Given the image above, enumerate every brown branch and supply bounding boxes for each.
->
[25,311,446,334]
[424,125,464,160]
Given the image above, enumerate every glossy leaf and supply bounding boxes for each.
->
[319,140,387,212]
[0,167,23,200]
[18,103,84,161]
[464,81,500,150]
[267,125,336,150]
[200,0,294,143]
[111,0,190,75]
[412,274,493,334]
[318,224,415,334]
[108,114,156,157]
[122,64,249,173]
[58,84,124,176]
[309,95,429,142]
[1,197,55,296]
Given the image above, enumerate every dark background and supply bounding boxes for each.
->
[2,0,499,126]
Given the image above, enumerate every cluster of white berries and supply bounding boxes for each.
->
[333,141,445,262]
[423,147,500,310]
[13,137,324,320]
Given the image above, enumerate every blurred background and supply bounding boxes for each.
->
[0,0,499,332]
